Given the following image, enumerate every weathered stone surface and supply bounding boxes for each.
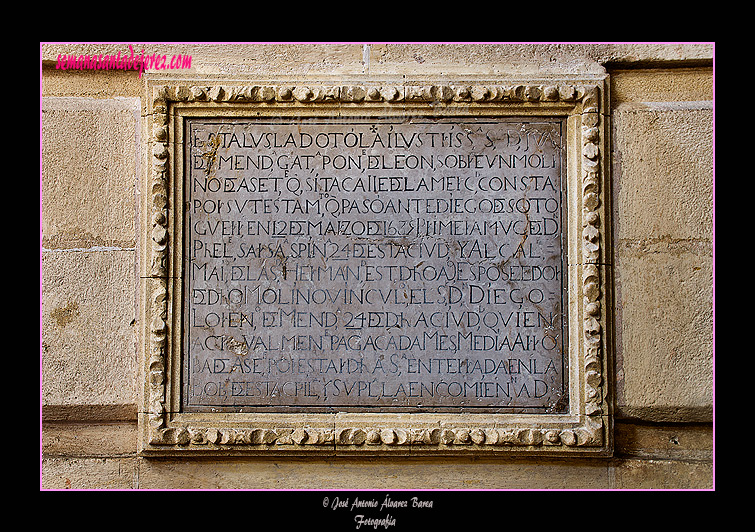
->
[41,97,139,250]
[611,458,713,489]
[42,68,143,98]
[40,43,713,77]
[610,68,713,104]
[613,102,713,241]
[613,247,713,421]
[42,250,137,408]
[42,457,137,489]
[39,43,714,489]
[42,422,137,456]
[614,422,712,461]
[612,101,713,422]
[183,117,568,413]
[135,457,610,489]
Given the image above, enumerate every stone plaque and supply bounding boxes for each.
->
[139,80,611,456]
[182,117,568,413]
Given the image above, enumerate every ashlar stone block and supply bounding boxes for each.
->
[42,250,137,409]
[612,101,713,422]
[41,97,140,250]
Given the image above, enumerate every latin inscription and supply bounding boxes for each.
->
[182,117,568,412]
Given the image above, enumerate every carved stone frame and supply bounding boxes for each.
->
[137,77,612,456]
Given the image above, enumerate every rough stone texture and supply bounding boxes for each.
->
[612,101,713,422]
[40,42,713,78]
[611,458,713,489]
[42,250,137,409]
[610,68,713,104]
[613,102,713,240]
[41,95,140,417]
[614,422,712,462]
[135,457,610,490]
[42,457,137,489]
[42,68,143,98]
[614,247,713,421]
[42,422,137,457]
[39,421,713,489]
[41,97,139,250]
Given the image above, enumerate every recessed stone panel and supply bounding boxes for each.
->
[182,117,568,414]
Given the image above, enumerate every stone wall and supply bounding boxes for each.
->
[41,43,714,489]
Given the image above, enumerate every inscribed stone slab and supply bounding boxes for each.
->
[182,117,568,414]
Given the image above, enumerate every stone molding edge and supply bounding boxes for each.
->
[141,81,610,455]
[147,83,589,105]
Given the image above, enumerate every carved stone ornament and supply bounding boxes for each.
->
[138,78,612,456]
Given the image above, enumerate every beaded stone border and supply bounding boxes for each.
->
[140,80,610,455]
